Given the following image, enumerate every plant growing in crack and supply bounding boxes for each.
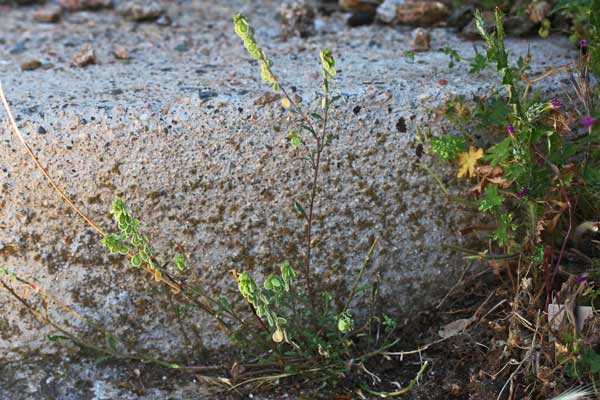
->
[228,13,426,393]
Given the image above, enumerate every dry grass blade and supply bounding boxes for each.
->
[549,385,595,400]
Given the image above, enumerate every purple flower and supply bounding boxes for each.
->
[582,116,597,127]
[517,187,528,198]
[579,39,588,47]
[576,273,588,284]
[549,99,563,110]
[507,124,515,136]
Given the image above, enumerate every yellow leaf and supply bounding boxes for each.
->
[457,146,483,178]
[281,98,291,108]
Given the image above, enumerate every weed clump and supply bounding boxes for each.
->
[431,5,600,398]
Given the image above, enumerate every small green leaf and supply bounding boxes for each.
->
[430,135,466,161]
[440,45,461,68]
[175,254,186,272]
[288,129,302,148]
[301,124,315,134]
[484,137,512,166]
[479,184,503,213]
[118,214,128,226]
[131,254,142,267]
[107,335,118,351]
[469,52,488,74]
[294,200,308,220]
[47,335,69,342]
[493,213,516,246]
[95,355,113,364]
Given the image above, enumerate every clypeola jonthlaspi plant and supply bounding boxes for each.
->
[430,6,600,398]
[0,10,431,397]
[229,13,428,394]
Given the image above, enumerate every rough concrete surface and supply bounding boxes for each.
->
[0,0,575,398]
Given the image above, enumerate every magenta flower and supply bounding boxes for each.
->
[576,273,587,284]
[549,99,563,110]
[507,124,515,136]
[582,116,597,127]
[517,187,528,198]
[579,39,588,47]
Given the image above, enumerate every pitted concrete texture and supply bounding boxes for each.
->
[0,0,574,391]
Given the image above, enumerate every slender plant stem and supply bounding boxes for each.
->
[304,136,321,309]
[441,243,521,260]
[343,237,379,313]
[260,55,326,309]
[359,361,429,397]
[0,278,183,370]
[415,162,448,195]
[0,83,105,236]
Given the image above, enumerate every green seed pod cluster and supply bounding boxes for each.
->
[319,48,336,93]
[233,13,278,91]
[524,102,550,124]
[102,233,129,255]
[237,271,287,343]
[337,311,354,333]
[320,48,336,78]
[104,198,158,272]
[280,260,297,292]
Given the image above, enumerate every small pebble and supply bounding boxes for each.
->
[9,42,26,55]
[396,1,450,26]
[339,0,380,16]
[198,90,218,100]
[20,59,42,71]
[119,1,164,22]
[59,0,112,11]
[155,14,171,26]
[71,44,96,68]
[33,5,62,23]
[280,0,316,38]
[174,42,189,52]
[114,46,129,60]
[37,126,47,134]
[254,92,281,106]
[411,27,430,52]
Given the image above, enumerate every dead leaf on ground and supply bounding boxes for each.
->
[438,317,475,338]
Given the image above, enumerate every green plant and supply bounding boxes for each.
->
[229,13,422,392]
[431,6,600,398]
